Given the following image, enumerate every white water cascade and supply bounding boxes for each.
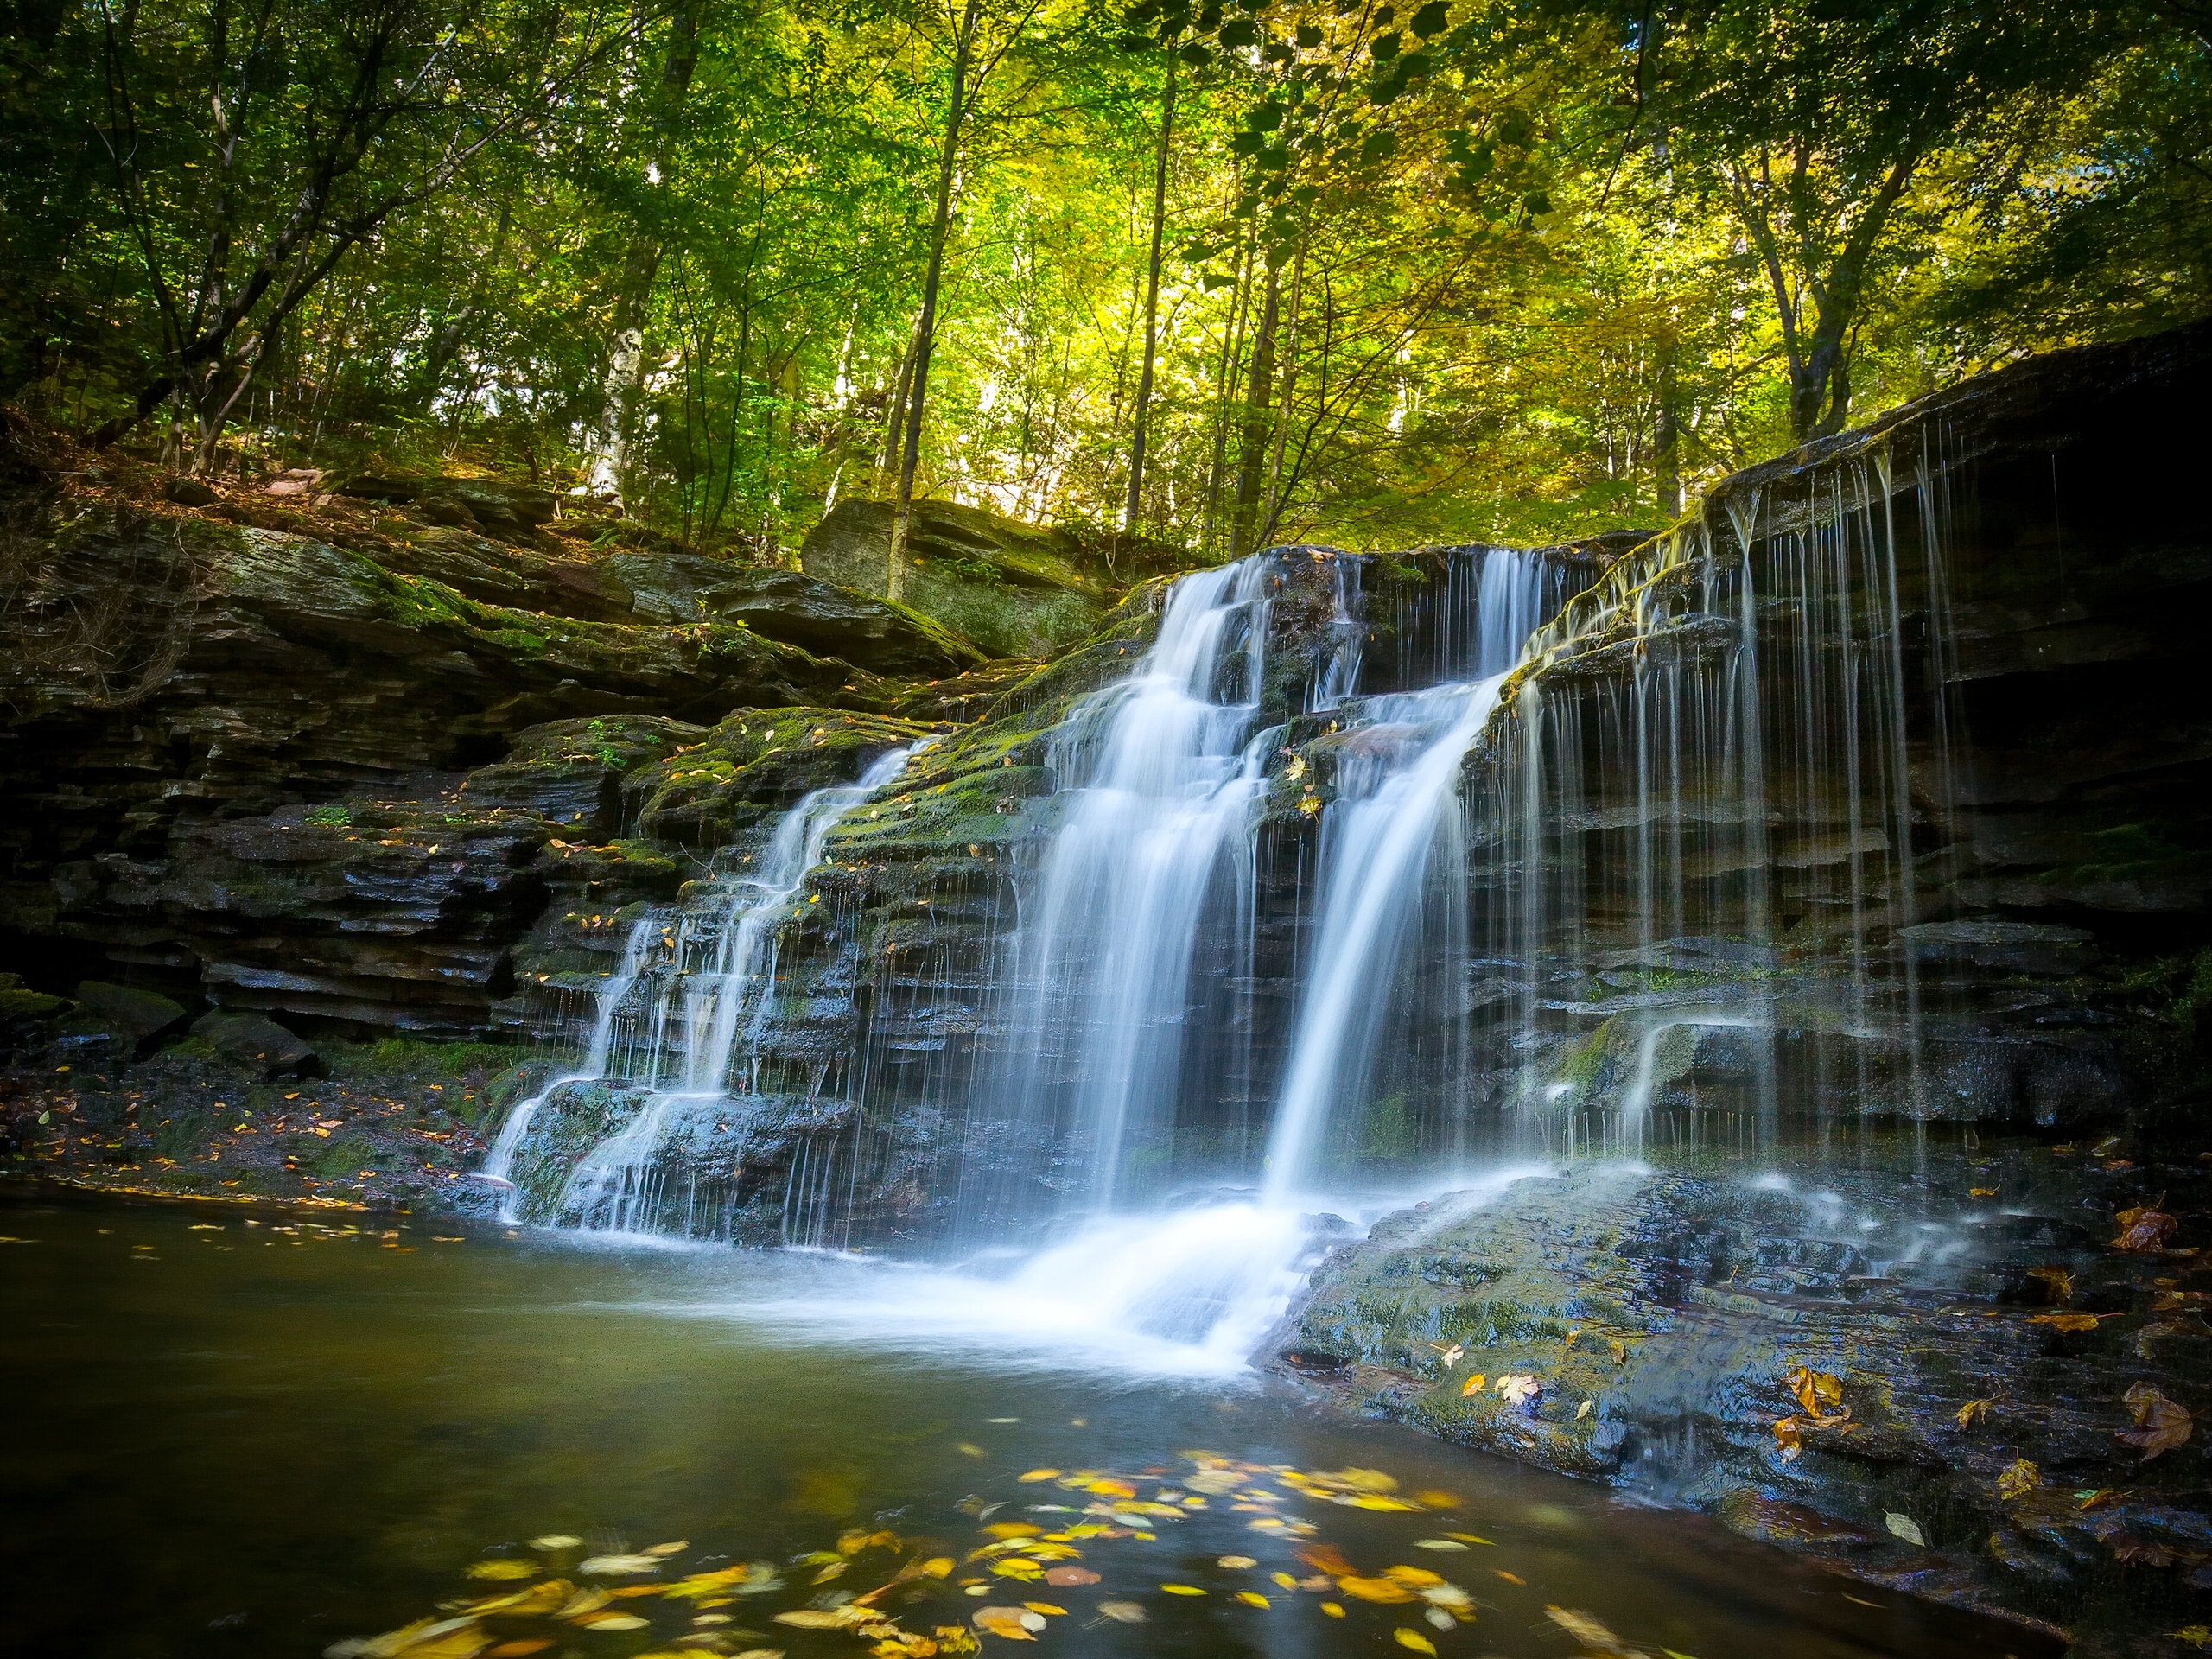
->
[981,558,1287,1214]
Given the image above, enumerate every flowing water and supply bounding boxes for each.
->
[1,1189,2055,1659]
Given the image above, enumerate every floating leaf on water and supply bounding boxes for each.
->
[1020,1603,1065,1616]
[1217,1555,1257,1569]
[1546,1605,1623,1648]
[465,1560,540,1581]
[575,1614,649,1631]
[1955,1399,1994,1428]
[1337,1577,1417,1605]
[1160,1584,1206,1596]
[1383,1567,1444,1588]
[530,1536,583,1551]
[983,1523,1041,1540]
[1414,1539,1468,1552]
[1312,1467,1399,1493]
[645,1541,690,1556]
[989,1560,1043,1581]
[1413,1491,1459,1510]
[1349,1496,1425,1512]
[464,1580,573,1618]
[813,1562,850,1584]
[2117,1382,2196,1459]
[580,1555,664,1577]
[1494,1571,1525,1586]
[1294,1545,1356,1578]
[1443,1534,1493,1546]
[1998,1457,2042,1500]
[957,1445,986,1459]
[970,1605,1040,1641]
[1017,1471,1059,1484]
[484,1642,556,1658]
[2171,1626,2211,1650]
[556,1589,612,1620]
[1084,1479,1135,1497]
[327,1616,489,1659]
[1420,1583,1473,1614]
[1885,1512,1926,1547]
[1094,1602,1146,1624]
[1393,1630,1438,1655]
[1969,1187,1998,1198]
[1042,1567,1098,1586]
[775,1609,870,1630]
[1423,1607,1456,1631]
[1320,1603,1345,1618]
[1236,1592,1270,1608]
[1270,1572,1297,1589]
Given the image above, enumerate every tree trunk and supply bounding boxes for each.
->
[1229,263,1281,560]
[1654,323,1681,518]
[579,0,702,506]
[889,0,982,604]
[1122,55,1177,540]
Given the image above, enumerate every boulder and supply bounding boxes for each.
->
[190,1009,321,1079]
[800,498,1109,658]
[71,980,190,1054]
[702,569,988,677]
[336,474,557,531]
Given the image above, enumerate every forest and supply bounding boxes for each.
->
[5,0,2208,561]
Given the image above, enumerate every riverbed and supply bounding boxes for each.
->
[2,1189,2054,1659]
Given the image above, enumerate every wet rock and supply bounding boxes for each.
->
[70,981,190,1055]
[191,1009,321,1079]
[700,569,988,679]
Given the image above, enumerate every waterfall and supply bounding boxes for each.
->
[484,745,917,1231]
[978,558,1285,1215]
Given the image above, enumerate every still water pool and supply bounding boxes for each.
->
[3,1191,2052,1659]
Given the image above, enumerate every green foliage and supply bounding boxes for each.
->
[2,0,2202,551]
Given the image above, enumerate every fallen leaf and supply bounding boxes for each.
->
[969,1605,1042,1640]
[2172,1625,2211,1649]
[485,1643,555,1658]
[956,1444,986,1459]
[1998,1457,2042,1500]
[1016,1470,1058,1483]
[645,1541,690,1556]
[2116,1382,2196,1459]
[1955,1399,1993,1428]
[2112,1206,2178,1253]
[1576,1399,1594,1421]
[2028,1312,2106,1332]
[1393,1630,1438,1655]
[1235,1592,1270,1608]
[1412,1491,1459,1510]
[529,1535,583,1550]
[1969,1187,1998,1198]
[1786,1365,1844,1417]
[1459,1373,1488,1397]
[1338,1577,1418,1605]
[1773,1416,1803,1461]
[1547,1606,1624,1649]
[1414,1540,1468,1551]
[574,1614,649,1631]
[2111,1532,2177,1567]
[982,1523,1041,1541]
[1320,1603,1344,1618]
[1294,1544,1356,1578]
[465,1560,540,1581]
[1217,1555,1256,1569]
[1093,1602,1146,1624]
[1159,1584,1205,1596]
[1885,1512,1925,1547]
[1495,1571,1525,1586]
[1020,1604,1065,1616]
[1042,1567,1098,1586]
[1495,1375,1541,1407]
[1442,1534,1494,1546]
[580,1555,664,1577]
[2025,1265,2074,1302]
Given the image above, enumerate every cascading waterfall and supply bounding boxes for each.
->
[978,559,1284,1216]
[486,746,917,1233]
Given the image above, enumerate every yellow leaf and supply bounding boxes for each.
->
[1236,1592,1270,1608]
[1955,1398,1993,1428]
[1969,1187,1998,1198]
[1413,1490,1459,1509]
[1459,1373,1487,1397]
[1443,1534,1494,1546]
[1016,1470,1059,1483]
[1349,1495,1424,1511]
[969,1605,1043,1641]
[1094,1603,1146,1624]
[982,1523,1041,1540]
[1160,1584,1206,1596]
[1786,1365,1844,1416]
[989,1560,1043,1581]
[1383,1566,1444,1587]
[1997,1457,2041,1500]
[1338,1577,1418,1605]
[575,1614,648,1630]
[1548,1606,1623,1648]
[1217,1555,1256,1568]
[956,1444,985,1459]
[1020,1603,1065,1616]
[2028,1311,2104,1332]
[465,1560,539,1580]
[1271,1572,1298,1588]
[1085,1478,1136,1497]
[776,1609,870,1630]
[1394,1630,1439,1655]
[1320,1603,1345,1618]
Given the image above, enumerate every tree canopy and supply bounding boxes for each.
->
[4,0,2205,554]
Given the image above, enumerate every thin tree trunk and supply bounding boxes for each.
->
[579,0,702,506]
[1122,55,1177,542]
[1259,225,1307,545]
[1654,322,1681,518]
[889,0,982,604]
[1230,263,1280,559]
[879,316,920,484]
